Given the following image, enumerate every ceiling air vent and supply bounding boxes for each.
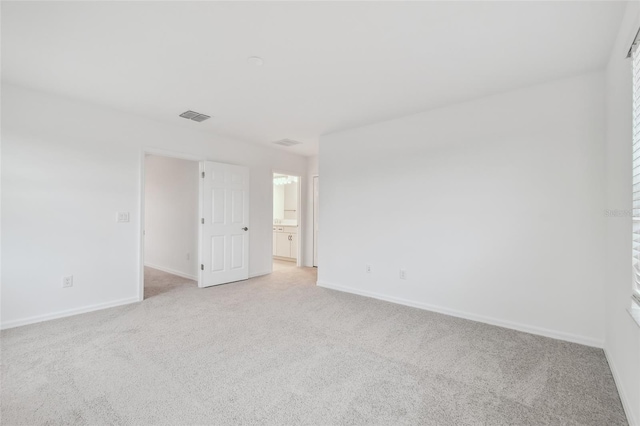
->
[273,138,302,147]
[179,110,211,122]
[191,114,211,122]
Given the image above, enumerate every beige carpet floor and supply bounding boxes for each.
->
[272,259,297,272]
[1,265,627,425]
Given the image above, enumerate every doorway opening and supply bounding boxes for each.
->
[141,152,200,299]
[272,172,301,271]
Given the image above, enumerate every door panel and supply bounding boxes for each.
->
[231,190,244,223]
[230,234,244,269]
[212,189,225,223]
[200,161,250,287]
[211,236,225,272]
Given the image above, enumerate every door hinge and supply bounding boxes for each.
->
[201,171,205,178]
[201,264,204,271]
[201,218,204,224]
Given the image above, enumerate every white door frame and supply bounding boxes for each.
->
[271,169,303,268]
[138,147,205,301]
[313,175,319,267]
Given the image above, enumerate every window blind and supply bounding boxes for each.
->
[633,47,640,296]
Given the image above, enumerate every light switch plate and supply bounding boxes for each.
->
[117,212,130,223]
[62,275,73,288]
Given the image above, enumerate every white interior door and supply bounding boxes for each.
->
[313,176,319,267]
[200,161,250,287]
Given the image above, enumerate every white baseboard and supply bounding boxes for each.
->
[317,280,604,348]
[0,296,139,330]
[273,256,296,262]
[144,263,197,281]
[604,348,638,426]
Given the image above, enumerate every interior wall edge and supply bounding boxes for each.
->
[604,348,638,426]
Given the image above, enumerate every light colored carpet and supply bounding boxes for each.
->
[272,259,297,272]
[143,267,197,299]
[1,266,627,425]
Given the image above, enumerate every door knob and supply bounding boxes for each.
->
[242,227,248,231]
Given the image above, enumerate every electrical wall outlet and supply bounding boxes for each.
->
[365,264,372,273]
[62,275,73,288]
[399,269,407,280]
[116,212,130,223]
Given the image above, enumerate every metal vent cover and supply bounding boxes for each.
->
[273,138,302,147]
[191,114,211,122]
[179,110,211,122]
[179,110,200,119]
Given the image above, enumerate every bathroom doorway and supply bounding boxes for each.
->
[272,172,301,270]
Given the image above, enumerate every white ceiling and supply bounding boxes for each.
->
[1,1,626,156]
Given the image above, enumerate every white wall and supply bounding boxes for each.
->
[604,1,640,424]
[318,72,606,347]
[304,155,318,267]
[1,83,308,328]
[144,155,199,280]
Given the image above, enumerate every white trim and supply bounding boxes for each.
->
[623,7,640,59]
[273,256,297,262]
[317,280,604,348]
[627,301,640,328]
[198,160,204,287]
[144,263,198,281]
[143,147,205,163]
[0,297,139,330]
[312,174,319,268]
[138,150,145,302]
[249,270,272,278]
[604,348,638,426]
